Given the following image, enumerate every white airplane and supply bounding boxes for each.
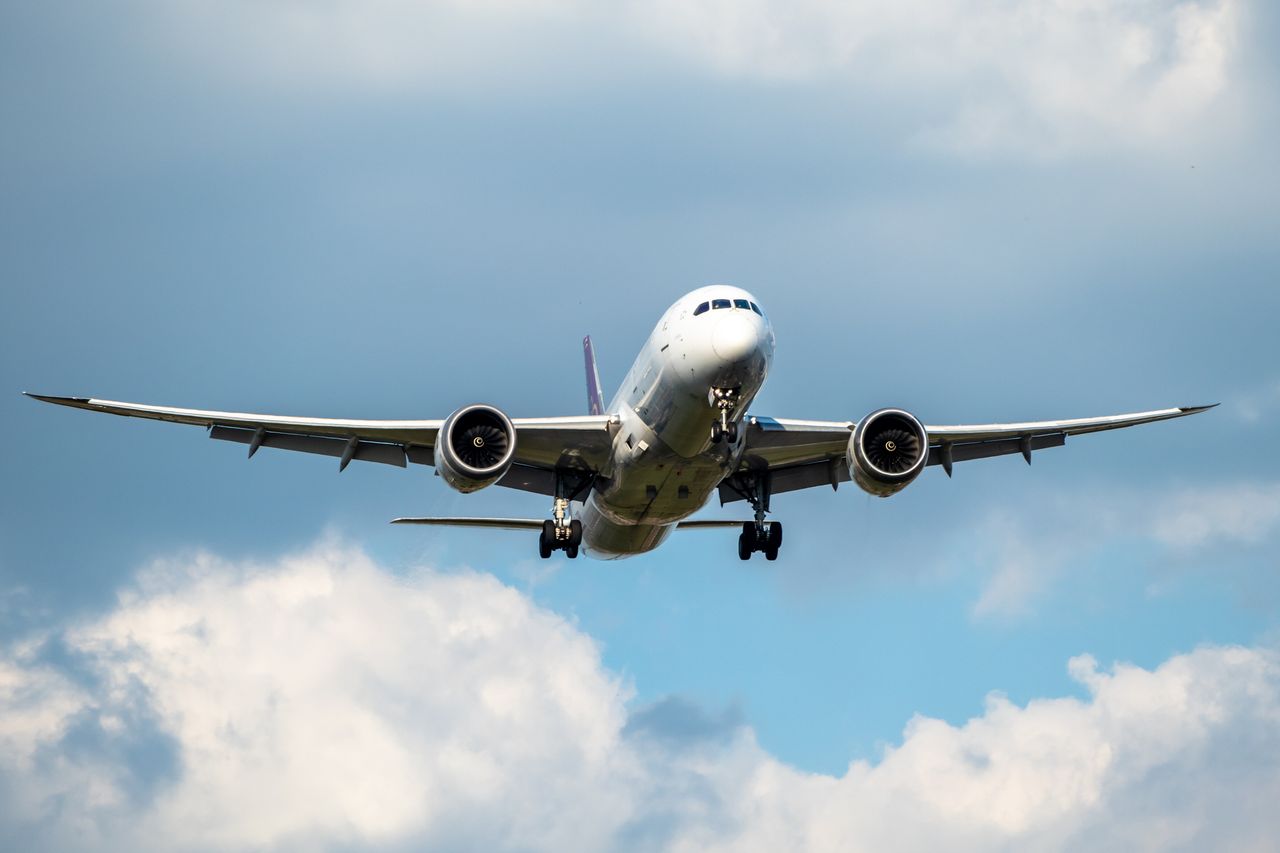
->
[28,285,1213,561]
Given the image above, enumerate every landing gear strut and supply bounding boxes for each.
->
[729,470,782,561]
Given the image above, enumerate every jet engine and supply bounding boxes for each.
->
[435,404,517,493]
[847,408,930,497]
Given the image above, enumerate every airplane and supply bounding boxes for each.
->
[26,285,1214,561]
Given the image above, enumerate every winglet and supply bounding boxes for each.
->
[24,392,92,406]
[583,336,605,416]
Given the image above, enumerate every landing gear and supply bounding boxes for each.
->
[726,469,783,561]
[737,520,782,561]
[711,420,739,444]
[710,387,741,444]
[539,512,583,559]
[538,483,588,560]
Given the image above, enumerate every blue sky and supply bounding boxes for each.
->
[3,1,1280,849]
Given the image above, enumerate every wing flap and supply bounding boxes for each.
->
[210,426,410,468]
[928,432,1065,467]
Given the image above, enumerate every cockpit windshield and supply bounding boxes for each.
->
[694,296,765,317]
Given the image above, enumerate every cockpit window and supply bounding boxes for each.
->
[712,299,731,309]
[749,302,763,316]
[693,301,709,316]
[733,299,750,310]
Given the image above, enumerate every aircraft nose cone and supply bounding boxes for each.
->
[712,313,759,364]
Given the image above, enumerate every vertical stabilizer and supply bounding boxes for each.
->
[583,336,605,415]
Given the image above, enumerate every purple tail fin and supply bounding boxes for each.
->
[583,336,605,415]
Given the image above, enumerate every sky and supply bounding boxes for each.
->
[2,0,1279,849]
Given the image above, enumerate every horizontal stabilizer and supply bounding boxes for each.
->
[391,517,754,530]
[391,517,543,530]
[674,520,754,529]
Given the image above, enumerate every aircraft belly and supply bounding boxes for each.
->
[579,502,672,560]
[590,438,727,526]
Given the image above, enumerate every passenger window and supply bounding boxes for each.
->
[734,299,750,310]
[712,299,731,309]
[693,302,709,316]
[749,302,763,315]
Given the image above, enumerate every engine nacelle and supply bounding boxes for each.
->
[847,408,929,497]
[435,404,517,493]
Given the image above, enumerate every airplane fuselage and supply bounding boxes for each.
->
[579,286,775,558]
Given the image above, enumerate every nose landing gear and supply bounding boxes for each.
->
[710,387,741,444]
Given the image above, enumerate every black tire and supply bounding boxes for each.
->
[726,421,739,443]
[540,520,556,559]
[566,545,579,559]
[768,522,783,549]
[737,533,752,561]
[710,423,723,444]
[765,545,779,561]
[569,519,583,547]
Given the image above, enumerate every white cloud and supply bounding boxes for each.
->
[1149,483,1280,549]
[1231,378,1280,424]
[148,0,1243,157]
[967,479,1280,618]
[3,542,1280,850]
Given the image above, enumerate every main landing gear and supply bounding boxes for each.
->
[710,387,740,444]
[738,520,782,561]
[539,496,583,559]
[726,469,783,561]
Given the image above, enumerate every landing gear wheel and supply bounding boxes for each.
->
[768,522,782,550]
[737,532,752,561]
[539,520,555,559]
[569,519,583,547]
[711,423,724,444]
[764,544,779,561]
[725,421,739,443]
[566,545,579,559]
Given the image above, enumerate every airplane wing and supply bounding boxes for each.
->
[722,405,1215,503]
[24,393,614,493]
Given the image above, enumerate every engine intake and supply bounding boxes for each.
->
[436,404,517,493]
[848,408,929,497]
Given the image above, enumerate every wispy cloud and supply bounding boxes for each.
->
[968,480,1280,619]
[2,542,1280,850]
[146,0,1243,158]
[1231,378,1280,424]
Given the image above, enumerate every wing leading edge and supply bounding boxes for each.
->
[24,393,614,488]
[723,404,1215,503]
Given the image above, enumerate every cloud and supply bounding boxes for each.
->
[1149,482,1280,550]
[1231,378,1280,424]
[3,542,1280,850]
[143,0,1243,157]
[639,0,1241,154]
[968,479,1280,618]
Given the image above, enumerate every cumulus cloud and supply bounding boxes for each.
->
[147,0,1242,156]
[3,542,1280,850]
